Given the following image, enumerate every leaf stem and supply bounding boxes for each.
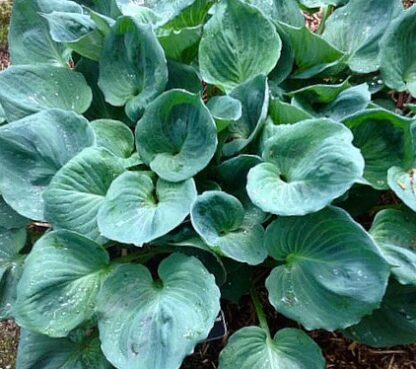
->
[250,288,271,337]
[317,5,334,34]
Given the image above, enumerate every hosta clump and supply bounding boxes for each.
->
[0,0,416,368]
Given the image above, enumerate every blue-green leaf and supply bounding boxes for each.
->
[136,90,217,182]
[0,109,95,220]
[14,230,110,337]
[265,206,390,331]
[97,171,197,246]
[98,16,168,121]
[0,65,93,122]
[191,191,267,265]
[97,253,220,369]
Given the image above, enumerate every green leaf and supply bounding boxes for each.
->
[0,227,26,319]
[96,253,220,369]
[207,95,242,132]
[136,90,217,182]
[247,119,364,216]
[115,0,196,25]
[76,0,121,18]
[191,191,267,265]
[344,280,416,347]
[216,154,262,191]
[243,0,304,27]
[380,6,416,98]
[370,208,416,286]
[0,109,95,220]
[8,0,79,65]
[91,119,134,158]
[268,99,312,125]
[75,59,128,123]
[43,147,126,244]
[158,26,202,63]
[44,10,96,43]
[388,166,416,213]
[199,0,281,93]
[223,75,269,157]
[0,65,93,122]
[98,16,168,121]
[16,329,112,369]
[279,23,345,79]
[219,327,325,369]
[166,61,202,94]
[0,196,30,230]
[343,109,413,190]
[97,171,197,246]
[220,260,253,303]
[319,84,371,121]
[14,230,110,337]
[288,79,350,114]
[269,24,295,85]
[322,0,402,73]
[44,10,104,61]
[265,206,390,331]
[163,0,214,29]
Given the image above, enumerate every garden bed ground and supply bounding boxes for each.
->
[1,0,416,368]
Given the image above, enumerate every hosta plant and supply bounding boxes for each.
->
[1,0,416,368]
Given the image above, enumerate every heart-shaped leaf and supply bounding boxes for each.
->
[247,119,364,216]
[0,65,93,122]
[8,0,80,65]
[191,191,267,265]
[0,227,26,319]
[344,280,416,347]
[97,171,197,246]
[96,253,220,369]
[265,206,390,331]
[14,230,110,337]
[322,0,402,73]
[343,109,414,190]
[136,89,217,182]
[370,208,416,285]
[199,0,281,93]
[44,147,126,244]
[16,329,112,369]
[0,109,95,220]
[98,16,168,121]
[219,327,325,369]
[380,6,416,98]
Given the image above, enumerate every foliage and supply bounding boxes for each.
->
[0,0,416,368]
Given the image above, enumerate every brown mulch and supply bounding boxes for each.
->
[182,294,416,369]
[0,321,19,369]
[0,48,9,71]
